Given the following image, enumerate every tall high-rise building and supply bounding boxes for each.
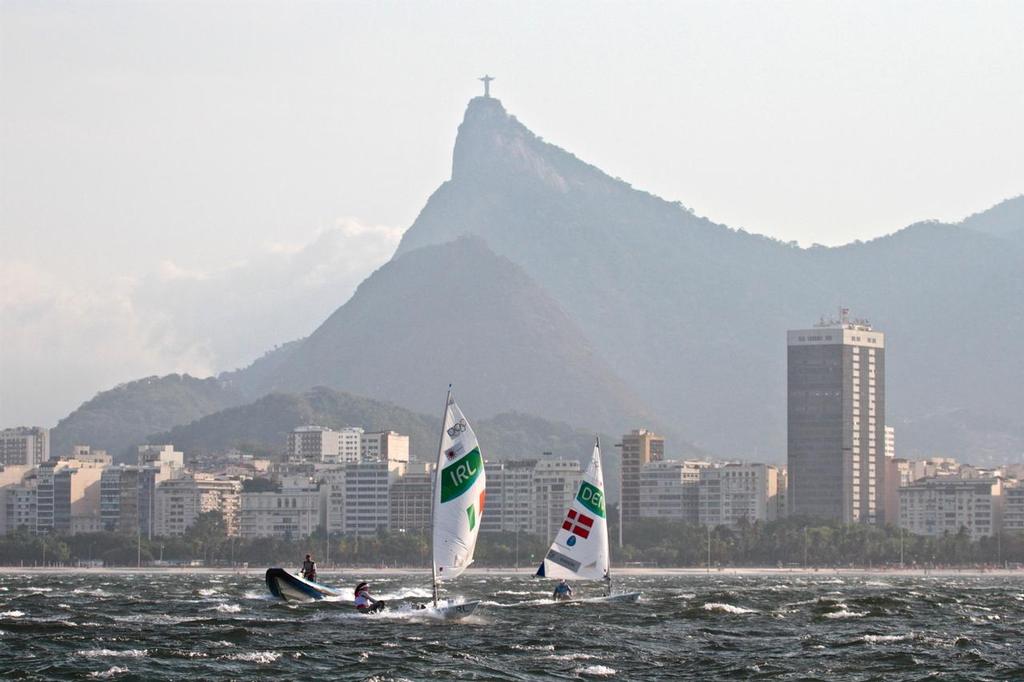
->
[0,427,49,467]
[787,310,886,524]
[618,429,664,524]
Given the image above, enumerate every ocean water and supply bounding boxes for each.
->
[1,571,1022,680]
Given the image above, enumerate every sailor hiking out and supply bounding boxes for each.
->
[354,582,385,614]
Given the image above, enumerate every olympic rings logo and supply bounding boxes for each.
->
[447,419,467,438]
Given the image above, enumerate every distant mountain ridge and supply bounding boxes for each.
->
[50,96,1024,463]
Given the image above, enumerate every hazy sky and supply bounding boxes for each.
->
[2,1,1022,427]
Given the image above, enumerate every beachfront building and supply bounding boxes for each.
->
[239,479,320,539]
[618,429,665,525]
[35,449,110,534]
[637,460,704,522]
[898,477,1003,540]
[153,474,242,537]
[698,462,780,527]
[532,459,583,540]
[389,464,432,533]
[787,311,886,524]
[1002,484,1024,533]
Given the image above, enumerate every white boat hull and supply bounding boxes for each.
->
[425,600,481,620]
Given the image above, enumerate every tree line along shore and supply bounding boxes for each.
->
[2,515,1022,569]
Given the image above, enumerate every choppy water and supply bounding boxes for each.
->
[1,571,1022,680]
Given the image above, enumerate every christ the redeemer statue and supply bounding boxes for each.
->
[479,75,495,98]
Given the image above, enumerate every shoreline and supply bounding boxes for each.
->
[1,565,1020,577]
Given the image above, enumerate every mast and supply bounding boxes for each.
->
[597,436,612,597]
[430,385,453,607]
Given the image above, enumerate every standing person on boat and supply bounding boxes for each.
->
[354,582,385,614]
[301,554,317,582]
[553,579,574,601]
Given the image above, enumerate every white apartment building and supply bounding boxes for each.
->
[154,475,242,537]
[1004,485,1024,533]
[531,459,583,539]
[478,458,581,538]
[239,481,320,539]
[35,452,109,534]
[638,460,705,522]
[361,431,410,467]
[0,427,49,468]
[698,463,779,527]
[318,461,399,537]
[389,464,432,533]
[482,460,536,534]
[899,477,1003,540]
[1,465,36,534]
[4,485,37,534]
[288,426,349,464]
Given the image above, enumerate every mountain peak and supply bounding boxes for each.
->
[451,96,576,193]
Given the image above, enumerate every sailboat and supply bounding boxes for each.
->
[426,387,487,620]
[536,438,640,603]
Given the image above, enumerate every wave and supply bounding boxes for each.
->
[1,610,25,618]
[824,609,867,619]
[702,602,756,614]
[860,633,912,644]
[577,665,617,677]
[224,651,281,664]
[209,603,242,614]
[89,666,129,679]
[77,649,149,659]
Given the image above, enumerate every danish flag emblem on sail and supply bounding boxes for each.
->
[562,509,593,539]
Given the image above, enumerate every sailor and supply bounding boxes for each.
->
[354,581,385,614]
[301,554,317,582]
[553,579,574,601]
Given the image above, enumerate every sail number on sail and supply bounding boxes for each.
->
[576,481,605,518]
[441,448,483,502]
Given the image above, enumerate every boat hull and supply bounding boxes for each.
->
[427,600,481,620]
[552,591,642,605]
[265,568,344,602]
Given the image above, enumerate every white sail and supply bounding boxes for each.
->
[536,441,609,581]
[432,393,486,582]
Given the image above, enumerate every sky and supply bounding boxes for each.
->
[2,1,1023,427]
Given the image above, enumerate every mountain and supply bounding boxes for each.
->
[388,96,1024,459]
[959,195,1024,247]
[228,235,656,441]
[50,95,1024,463]
[148,386,624,500]
[51,374,245,459]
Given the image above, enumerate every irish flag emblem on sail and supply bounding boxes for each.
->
[433,394,486,581]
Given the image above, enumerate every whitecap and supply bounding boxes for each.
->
[578,665,617,677]
[702,602,756,614]
[225,651,281,664]
[862,633,911,643]
[198,588,220,597]
[512,643,555,651]
[89,666,129,679]
[542,653,596,661]
[824,609,867,619]
[1,610,25,618]
[377,587,432,600]
[210,603,242,614]
[77,649,148,658]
